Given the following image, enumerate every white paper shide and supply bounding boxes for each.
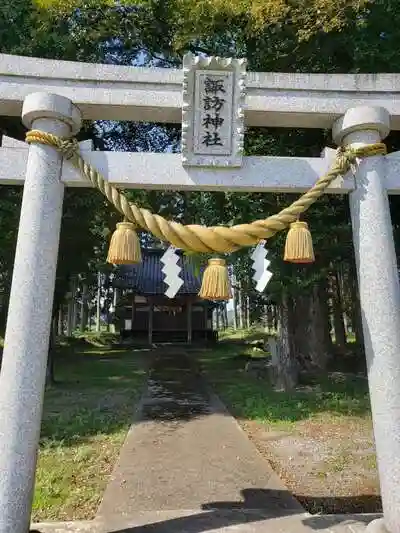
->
[251,240,272,292]
[161,246,183,299]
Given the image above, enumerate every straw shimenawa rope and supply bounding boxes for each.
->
[26,130,387,253]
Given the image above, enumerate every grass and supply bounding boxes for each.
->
[70,330,121,347]
[32,342,147,522]
[199,343,371,430]
[218,325,275,342]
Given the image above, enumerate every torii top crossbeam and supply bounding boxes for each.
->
[2,53,400,195]
[2,52,400,129]
[0,54,400,533]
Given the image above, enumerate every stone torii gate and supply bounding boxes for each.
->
[0,53,399,533]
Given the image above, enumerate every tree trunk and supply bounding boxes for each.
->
[57,305,63,336]
[320,280,333,353]
[273,305,278,331]
[266,305,274,332]
[96,271,101,332]
[46,313,57,387]
[275,293,298,391]
[245,295,250,329]
[66,298,73,336]
[71,277,78,332]
[237,286,244,329]
[232,284,238,330]
[80,283,88,332]
[350,264,364,352]
[111,287,119,333]
[292,294,313,370]
[223,303,228,329]
[331,270,347,352]
[105,281,111,332]
[308,283,331,369]
[293,283,331,370]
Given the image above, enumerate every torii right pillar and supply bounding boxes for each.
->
[333,107,400,533]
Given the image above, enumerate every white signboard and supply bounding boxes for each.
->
[182,53,246,167]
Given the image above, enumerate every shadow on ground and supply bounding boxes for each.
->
[141,349,218,422]
[38,346,148,448]
[296,494,381,515]
[107,489,380,533]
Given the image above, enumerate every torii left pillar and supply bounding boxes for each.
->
[0,93,81,533]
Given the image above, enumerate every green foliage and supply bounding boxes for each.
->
[183,250,219,277]
[34,0,371,62]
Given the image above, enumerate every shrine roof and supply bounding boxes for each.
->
[114,248,204,296]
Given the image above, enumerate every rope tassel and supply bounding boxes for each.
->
[199,258,232,301]
[107,221,141,265]
[284,221,315,264]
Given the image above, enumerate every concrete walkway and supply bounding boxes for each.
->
[33,348,380,532]
[96,348,302,524]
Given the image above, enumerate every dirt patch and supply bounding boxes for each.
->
[238,416,381,514]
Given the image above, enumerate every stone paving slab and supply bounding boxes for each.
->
[32,513,382,533]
